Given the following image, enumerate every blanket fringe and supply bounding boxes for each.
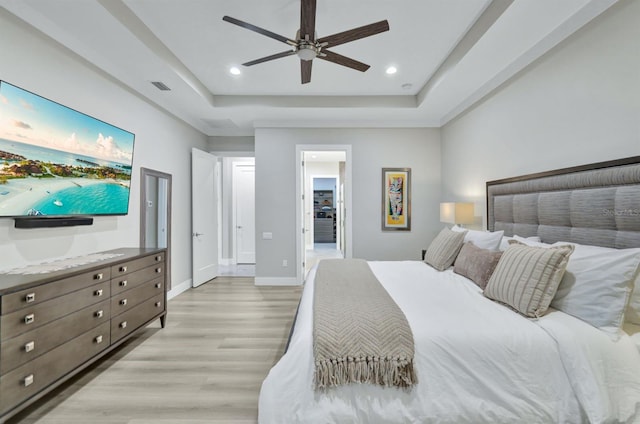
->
[314,356,417,390]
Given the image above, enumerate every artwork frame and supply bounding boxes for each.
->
[382,167,411,231]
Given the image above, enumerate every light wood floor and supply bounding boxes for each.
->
[8,277,303,424]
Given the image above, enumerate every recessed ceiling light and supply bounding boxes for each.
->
[230,66,241,76]
[386,66,397,75]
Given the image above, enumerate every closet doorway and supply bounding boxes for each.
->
[296,146,352,283]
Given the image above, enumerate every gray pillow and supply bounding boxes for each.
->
[424,227,467,271]
[484,242,574,318]
[454,242,503,289]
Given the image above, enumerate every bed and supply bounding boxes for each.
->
[259,157,640,424]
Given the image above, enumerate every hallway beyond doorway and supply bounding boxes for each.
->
[305,243,343,275]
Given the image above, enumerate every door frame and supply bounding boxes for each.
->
[232,160,256,264]
[295,144,352,283]
[139,167,172,291]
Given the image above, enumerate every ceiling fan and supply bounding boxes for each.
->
[222,0,390,84]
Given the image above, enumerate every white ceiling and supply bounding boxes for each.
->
[0,0,617,136]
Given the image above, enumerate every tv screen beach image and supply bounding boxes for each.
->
[0,81,134,217]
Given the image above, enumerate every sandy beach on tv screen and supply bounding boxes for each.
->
[0,176,128,215]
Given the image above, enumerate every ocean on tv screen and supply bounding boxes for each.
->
[0,139,131,217]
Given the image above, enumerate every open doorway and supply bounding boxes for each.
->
[140,167,172,290]
[307,176,341,271]
[296,146,352,283]
[219,157,256,277]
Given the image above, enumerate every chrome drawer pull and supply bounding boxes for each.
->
[24,341,35,353]
[25,292,36,303]
[24,314,35,325]
[155,267,162,273]
[95,310,104,318]
[24,374,34,387]
[94,273,103,280]
[119,266,127,272]
[155,282,162,289]
[120,299,127,306]
[155,255,162,261]
[119,280,128,287]
[94,289,103,297]
[155,301,162,308]
[95,335,103,344]
[120,321,127,329]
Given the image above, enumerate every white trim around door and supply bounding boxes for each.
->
[295,144,352,284]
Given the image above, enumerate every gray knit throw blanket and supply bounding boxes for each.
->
[313,259,417,390]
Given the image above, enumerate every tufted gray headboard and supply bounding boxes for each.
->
[487,156,640,249]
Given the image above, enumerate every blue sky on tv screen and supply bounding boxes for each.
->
[0,81,134,165]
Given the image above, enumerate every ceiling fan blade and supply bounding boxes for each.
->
[318,50,370,72]
[317,20,389,48]
[301,59,312,84]
[243,50,297,66]
[300,0,316,41]
[223,16,296,46]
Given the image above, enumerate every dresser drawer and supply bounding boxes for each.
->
[0,299,110,375]
[0,321,110,415]
[111,253,165,279]
[111,277,164,317]
[0,281,110,341]
[1,267,110,315]
[111,264,164,296]
[111,294,164,343]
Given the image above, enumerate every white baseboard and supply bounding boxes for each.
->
[167,278,192,300]
[254,277,301,286]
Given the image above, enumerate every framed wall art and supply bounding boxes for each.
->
[382,168,411,231]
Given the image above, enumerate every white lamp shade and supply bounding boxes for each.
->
[440,202,474,224]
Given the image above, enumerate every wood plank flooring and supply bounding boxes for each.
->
[7,277,303,424]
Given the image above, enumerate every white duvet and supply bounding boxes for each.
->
[259,261,640,423]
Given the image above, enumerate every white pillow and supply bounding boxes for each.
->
[451,225,503,251]
[498,235,544,251]
[551,242,640,337]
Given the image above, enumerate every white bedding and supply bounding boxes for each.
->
[259,261,640,424]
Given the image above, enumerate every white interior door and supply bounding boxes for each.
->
[233,163,255,264]
[192,148,219,287]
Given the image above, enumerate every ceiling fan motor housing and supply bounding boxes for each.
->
[297,42,318,61]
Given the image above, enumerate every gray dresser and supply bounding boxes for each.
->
[0,248,167,423]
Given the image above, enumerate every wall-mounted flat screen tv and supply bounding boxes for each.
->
[0,81,135,218]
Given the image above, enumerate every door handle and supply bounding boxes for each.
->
[236,226,243,229]
[192,232,204,237]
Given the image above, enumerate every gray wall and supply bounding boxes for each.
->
[209,136,255,153]
[254,128,441,280]
[441,0,640,227]
[0,9,209,293]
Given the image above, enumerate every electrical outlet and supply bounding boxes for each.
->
[282,260,288,267]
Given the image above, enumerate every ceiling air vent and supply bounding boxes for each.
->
[150,81,171,91]
[201,119,238,129]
